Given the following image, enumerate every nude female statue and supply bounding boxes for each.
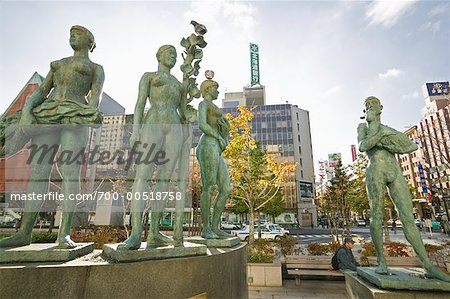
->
[0,25,104,249]
[358,96,449,282]
[119,45,186,250]
[196,78,232,239]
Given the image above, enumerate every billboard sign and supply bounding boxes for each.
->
[418,163,427,193]
[299,181,313,198]
[250,43,260,84]
[351,145,357,162]
[328,153,342,168]
[425,81,449,97]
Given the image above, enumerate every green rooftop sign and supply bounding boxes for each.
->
[250,43,260,84]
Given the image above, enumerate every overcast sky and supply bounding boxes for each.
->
[1,0,449,169]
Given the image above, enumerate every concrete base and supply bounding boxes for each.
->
[357,267,450,291]
[345,271,450,299]
[103,242,207,262]
[186,236,240,248]
[0,244,248,299]
[247,262,282,287]
[0,243,94,263]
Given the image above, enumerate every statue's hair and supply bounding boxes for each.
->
[200,79,219,97]
[156,45,176,62]
[70,25,96,52]
[364,96,381,106]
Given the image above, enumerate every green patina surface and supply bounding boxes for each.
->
[0,25,104,252]
[358,96,450,282]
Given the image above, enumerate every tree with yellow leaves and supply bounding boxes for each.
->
[223,106,296,244]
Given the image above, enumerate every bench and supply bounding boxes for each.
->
[285,255,344,285]
[364,256,422,267]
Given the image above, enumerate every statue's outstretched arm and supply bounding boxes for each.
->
[87,64,105,107]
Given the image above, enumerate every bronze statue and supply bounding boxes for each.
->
[196,76,232,239]
[0,25,104,249]
[358,96,450,282]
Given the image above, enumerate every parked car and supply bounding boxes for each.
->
[231,224,286,241]
[264,223,290,236]
[3,219,19,227]
[220,222,241,230]
[357,219,366,227]
[386,219,402,228]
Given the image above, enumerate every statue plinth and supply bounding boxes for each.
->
[357,267,450,291]
[0,243,94,263]
[186,236,240,248]
[0,243,248,298]
[102,242,207,262]
[345,268,450,299]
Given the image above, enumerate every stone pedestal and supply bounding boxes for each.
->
[0,244,248,299]
[103,242,207,262]
[345,270,450,299]
[186,236,240,248]
[357,267,450,291]
[0,243,94,263]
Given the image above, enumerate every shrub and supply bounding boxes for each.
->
[248,252,274,263]
[247,239,275,263]
[71,226,128,249]
[307,242,331,256]
[360,242,376,265]
[385,242,410,257]
[328,241,340,254]
[424,244,443,253]
[276,236,297,256]
[248,239,274,255]
[31,232,58,243]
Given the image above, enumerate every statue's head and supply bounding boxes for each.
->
[364,96,383,122]
[200,79,219,100]
[156,45,177,69]
[70,25,96,52]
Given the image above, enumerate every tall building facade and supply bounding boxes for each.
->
[195,86,316,226]
[222,84,266,108]
[418,81,450,216]
[398,126,430,219]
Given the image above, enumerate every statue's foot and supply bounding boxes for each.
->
[146,232,173,249]
[172,235,184,247]
[212,228,233,239]
[0,232,31,248]
[201,227,219,239]
[57,235,77,249]
[117,234,142,251]
[375,263,390,275]
[425,265,450,282]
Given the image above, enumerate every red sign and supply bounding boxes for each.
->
[351,145,357,161]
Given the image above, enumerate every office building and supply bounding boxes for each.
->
[418,81,450,216]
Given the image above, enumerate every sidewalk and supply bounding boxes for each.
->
[249,279,347,299]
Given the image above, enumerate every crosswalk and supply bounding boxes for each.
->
[292,234,332,239]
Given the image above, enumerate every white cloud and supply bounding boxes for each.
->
[184,0,256,35]
[428,3,449,17]
[420,21,441,34]
[378,68,402,79]
[321,85,341,97]
[401,90,419,100]
[366,0,417,27]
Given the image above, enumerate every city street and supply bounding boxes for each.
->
[288,227,450,245]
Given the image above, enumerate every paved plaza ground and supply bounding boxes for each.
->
[249,279,347,299]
